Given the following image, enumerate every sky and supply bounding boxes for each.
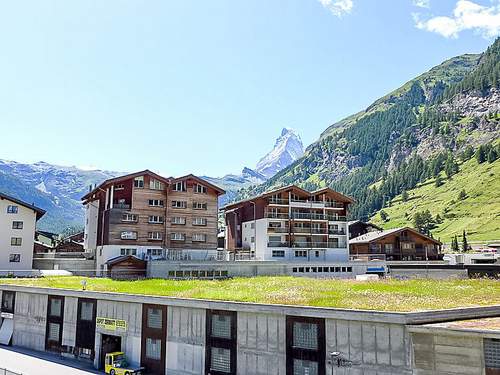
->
[0,0,498,177]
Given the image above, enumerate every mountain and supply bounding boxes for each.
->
[0,160,120,233]
[255,128,304,178]
[204,127,304,205]
[236,38,500,241]
[371,152,500,242]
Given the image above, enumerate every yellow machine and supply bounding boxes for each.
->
[104,352,144,375]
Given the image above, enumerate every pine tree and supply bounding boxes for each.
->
[461,145,475,161]
[462,230,469,252]
[476,145,486,163]
[401,190,409,202]
[380,210,388,222]
[458,189,467,200]
[445,154,459,179]
[435,175,443,187]
[487,148,498,163]
[451,235,459,252]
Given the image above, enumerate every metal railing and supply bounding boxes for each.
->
[268,198,289,205]
[266,212,289,219]
[350,254,387,261]
[112,203,131,209]
[324,201,345,208]
[267,241,290,247]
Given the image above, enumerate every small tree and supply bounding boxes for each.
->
[435,175,443,187]
[461,146,474,161]
[380,210,388,222]
[445,155,459,179]
[401,190,409,202]
[487,148,498,163]
[462,230,469,252]
[458,189,467,200]
[435,214,443,224]
[413,210,436,235]
[451,235,460,252]
[475,145,486,164]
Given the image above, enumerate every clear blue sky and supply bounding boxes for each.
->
[0,0,496,177]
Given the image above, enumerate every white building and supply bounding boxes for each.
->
[224,185,352,262]
[0,192,45,275]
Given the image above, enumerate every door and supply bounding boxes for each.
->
[76,298,97,360]
[141,304,167,375]
[100,334,122,370]
[45,295,64,352]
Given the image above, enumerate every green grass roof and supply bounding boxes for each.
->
[1,276,499,312]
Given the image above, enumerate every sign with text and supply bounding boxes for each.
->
[96,317,127,331]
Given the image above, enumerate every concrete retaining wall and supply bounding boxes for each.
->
[12,292,47,351]
[166,306,206,375]
[390,268,468,279]
[32,258,96,276]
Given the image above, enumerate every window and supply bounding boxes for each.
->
[286,316,325,375]
[250,237,255,243]
[402,242,414,250]
[10,237,22,246]
[134,176,144,188]
[194,184,207,194]
[272,250,285,257]
[192,233,206,242]
[206,310,236,375]
[121,213,138,222]
[148,215,164,224]
[173,181,186,192]
[295,250,307,258]
[193,217,207,226]
[147,308,163,329]
[193,202,208,210]
[170,233,185,241]
[9,254,20,263]
[148,232,163,241]
[120,248,137,256]
[1,291,15,314]
[49,298,63,317]
[384,243,394,253]
[7,205,18,214]
[147,249,163,256]
[149,179,164,190]
[172,217,186,225]
[115,184,125,191]
[171,200,187,209]
[484,338,500,371]
[12,221,23,229]
[48,322,60,342]
[146,338,162,360]
[79,301,94,321]
[148,199,164,207]
[120,231,137,240]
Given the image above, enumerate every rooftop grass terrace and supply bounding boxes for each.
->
[1,276,499,312]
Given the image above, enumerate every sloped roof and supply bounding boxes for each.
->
[171,174,225,195]
[349,227,441,245]
[0,192,46,220]
[347,220,382,230]
[106,255,147,267]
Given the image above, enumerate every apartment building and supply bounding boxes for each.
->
[224,185,353,262]
[82,170,224,272]
[0,192,45,275]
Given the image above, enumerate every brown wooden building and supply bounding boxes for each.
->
[349,227,442,261]
[82,170,225,272]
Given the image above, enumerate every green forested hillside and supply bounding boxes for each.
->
[371,155,500,242]
[234,39,500,238]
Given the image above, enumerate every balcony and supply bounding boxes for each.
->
[268,241,290,248]
[113,203,131,210]
[327,215,347,222]
[290,199,325,208]
[268,226,289,233]
[325,201,345,209]
[266,212,289,219]
[329,229,346,235]
[268,198,289,205]
[291,241,347,249]
[292,212,328,220]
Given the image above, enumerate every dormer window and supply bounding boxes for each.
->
[115,184,125,191]
[134,176,144,188]
[149,179,163,190]
[194,184,207,194]
[173,181,186,192]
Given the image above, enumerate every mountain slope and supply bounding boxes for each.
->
[0,160,120,233]
[371,155,500,242]
[235,38,500,239]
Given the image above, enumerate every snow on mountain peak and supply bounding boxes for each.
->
[255,127,304,179]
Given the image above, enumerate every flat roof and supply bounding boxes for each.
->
[409,317,500,338]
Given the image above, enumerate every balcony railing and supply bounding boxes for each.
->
[329,230,346,235]
[268,227,289,233]
[291,242,347,249]
[266,212,289,219]
[325,201,345,208]
[327,215,347,222]
[268,198,289,205]
[113,203,131,209]
[268,241,290,248]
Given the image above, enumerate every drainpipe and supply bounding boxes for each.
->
[250,201,256,259]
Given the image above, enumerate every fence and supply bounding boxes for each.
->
[0,369,22,375]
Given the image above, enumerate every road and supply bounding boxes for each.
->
[0,346,101,375]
